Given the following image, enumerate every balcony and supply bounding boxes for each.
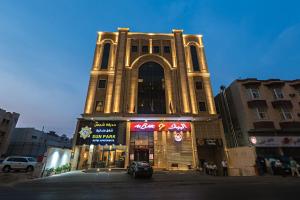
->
[288,80,300,88]
[247,99,268,108]
[239,78,261,87]
[279,121,300,131]
[253,121,275,130]
[271,100,293,108]
[263,79,285,87]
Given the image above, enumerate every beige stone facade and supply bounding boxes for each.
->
[72,28,225,171]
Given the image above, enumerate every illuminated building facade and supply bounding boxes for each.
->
[72,28,225,170]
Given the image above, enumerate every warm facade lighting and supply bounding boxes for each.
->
[74,28,223,172]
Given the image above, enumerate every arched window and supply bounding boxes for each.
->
[101,43,111,69]
[190,45,200,71]
[137,62,166,114]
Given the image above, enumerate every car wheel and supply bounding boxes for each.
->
[3,165,11,173]
[26,166,34,172]
[133,171,138,179]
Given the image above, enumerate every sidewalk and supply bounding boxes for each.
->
[0,172,35,186]
[83,168,126,173]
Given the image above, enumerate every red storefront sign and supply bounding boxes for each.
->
[130,122,191,132]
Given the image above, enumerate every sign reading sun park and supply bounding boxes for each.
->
[76,121,119,145]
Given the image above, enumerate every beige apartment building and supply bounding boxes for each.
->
[0,108,19,157]
[215,78,300,159]
[72,28,225,171]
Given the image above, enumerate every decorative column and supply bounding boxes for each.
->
[84,73,98,114]
[173,29,191,113]
[125,122,131,168]
[198,36,209,72]
[191,123,199,168]
[112,28,129,113]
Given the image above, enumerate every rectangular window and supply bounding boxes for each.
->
[249,88,260,99]
[131,45,138,53]
[198,102,207,112]
[296,87,300,95]
[101,43,111,69]
[273,88,284,99]
[153,46,160,53]
[195,81,203,90]
[280,106,292,120]
[190,45,200,71]
[255,107,268,120]
[15,158,27,162]
[32,135,37,139]
[164,46,170,53]
[142,46,148,53]
[95,101,104,112]
[98,79,106,89]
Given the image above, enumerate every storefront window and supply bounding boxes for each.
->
[77,145,125,169]
[129,122,194,170]
[91,146,125,168]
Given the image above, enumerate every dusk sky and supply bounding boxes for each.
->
[1,0,300,137]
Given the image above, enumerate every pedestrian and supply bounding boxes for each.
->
[265,158,273,175]
[290,157,300,177]
[221,160,228,176]
[212,163,218,176]
[203,161,209,175]
[207,163,212,175]
[275,160,284,176]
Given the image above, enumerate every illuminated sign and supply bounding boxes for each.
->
[249,136,300,147]
[174,132,183,142]
[76,121,119,145]
[130,122,191,132]
[250,136,257,145]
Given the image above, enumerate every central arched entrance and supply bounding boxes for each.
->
[137,61,166,114]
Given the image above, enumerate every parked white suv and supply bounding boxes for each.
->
[0,156,37,172]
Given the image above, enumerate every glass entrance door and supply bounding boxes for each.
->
[134,149,149,162]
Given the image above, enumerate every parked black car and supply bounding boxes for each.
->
[127,161,153,178]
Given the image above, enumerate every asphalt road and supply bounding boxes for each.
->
[0,171,300,200]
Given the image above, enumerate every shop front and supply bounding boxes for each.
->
[249,136,300,159]
[73,120,127,169]
[128,121,197,170]
[72,120,198,170]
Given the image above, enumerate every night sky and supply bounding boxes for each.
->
[0,0,299,137]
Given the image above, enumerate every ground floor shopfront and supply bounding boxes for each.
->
[71,120,203,170]
[249,136,300,160]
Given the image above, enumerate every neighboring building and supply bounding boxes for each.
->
[0,108,19,157]
[215,78,300,159]
[6,128,72,158]
[72,28,225,170]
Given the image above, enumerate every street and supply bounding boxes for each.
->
[0,171,300,200]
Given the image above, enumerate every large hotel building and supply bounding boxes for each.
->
[71,28,225,170]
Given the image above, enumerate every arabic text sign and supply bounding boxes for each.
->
[130,122,191,132]
[77,121,119,145]
[250,136,300,147]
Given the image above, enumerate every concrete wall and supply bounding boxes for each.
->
[226,146,257,176]
[0,109,19,157]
